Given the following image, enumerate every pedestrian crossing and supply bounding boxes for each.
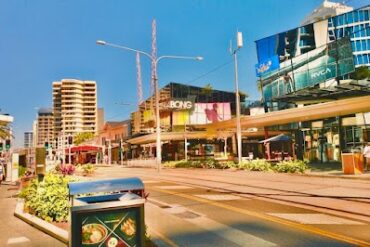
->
[145,180,369,246]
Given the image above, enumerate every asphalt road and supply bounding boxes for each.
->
[95,166,370,247]
[1,166,369,247]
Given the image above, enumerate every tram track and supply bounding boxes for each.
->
[135,170,370,219]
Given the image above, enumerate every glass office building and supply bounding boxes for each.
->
[255,5,370,162]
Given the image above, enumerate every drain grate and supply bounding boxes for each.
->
[174,211,200,219]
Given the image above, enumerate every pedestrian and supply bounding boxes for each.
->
[363,142,370,171]
[0,162,4,186]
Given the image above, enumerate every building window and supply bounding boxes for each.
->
[347,12,353,23]
[354,11,359,23]
[362,40,367,50]
[364,54,369,64]
[356,40,361,51]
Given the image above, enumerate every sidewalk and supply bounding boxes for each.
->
[0,184,65,247]
[307,161,370,180]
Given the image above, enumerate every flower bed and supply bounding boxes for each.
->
[163,158,309,173]
[19,173,76,222]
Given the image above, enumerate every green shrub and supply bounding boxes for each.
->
[218,160,237,169]
[19,165,27,177]
[175,160,203,168]
[273,160,308,173]
[81,163,96,174]
[239,159,272,171]
[19,173,76,222]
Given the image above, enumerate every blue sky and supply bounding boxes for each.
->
[0,0,367,147]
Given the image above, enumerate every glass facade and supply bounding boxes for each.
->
[256,5,370,102]
[327,7,370,67]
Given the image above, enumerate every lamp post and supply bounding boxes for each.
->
[230,32,243,164]
[96,40,203,171]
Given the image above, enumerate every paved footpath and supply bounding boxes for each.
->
[0,184,65,247]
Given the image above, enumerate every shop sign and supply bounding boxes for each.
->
[165,98,195,111]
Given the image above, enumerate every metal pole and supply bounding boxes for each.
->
[185,122,188,161]
[233,51,242,164]
[154,63,162,171]
[69,144,71,165]
[120,138,123,165]
[108,139,112,165]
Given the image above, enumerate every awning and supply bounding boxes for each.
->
[66,145,102,153]
[260,134,291,144]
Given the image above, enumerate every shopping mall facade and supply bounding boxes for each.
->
[255,5,370,162]
[127,82,260,162]
[109,4,370,164]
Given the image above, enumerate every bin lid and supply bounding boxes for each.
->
[68,177,144,196]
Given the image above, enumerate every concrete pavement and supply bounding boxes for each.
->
[0,184,65,247]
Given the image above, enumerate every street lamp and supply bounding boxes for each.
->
[97,40,203,171]
[230,32,243,164]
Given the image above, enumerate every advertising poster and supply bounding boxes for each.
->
[80,207,141,247]
[189,103,231,124]
[262,37,354,100]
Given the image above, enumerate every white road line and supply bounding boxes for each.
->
[7,237,30,244]
[186,216,277,247]
[155,185,193,190]
[194,194,244,201]
[268,213,366,225]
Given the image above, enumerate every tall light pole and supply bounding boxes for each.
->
[96,40,203,171]
[230,32,243,164]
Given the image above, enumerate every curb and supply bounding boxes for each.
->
[14,200,69,245]
[300,172,370,180]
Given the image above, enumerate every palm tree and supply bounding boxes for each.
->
[0,122,11,140]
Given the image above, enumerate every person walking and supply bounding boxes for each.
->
[363,142,370,171]
[0,161,5,186]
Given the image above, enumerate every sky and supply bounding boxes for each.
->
[0,0,368,147]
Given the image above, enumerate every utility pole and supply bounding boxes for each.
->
[231,31,243,164]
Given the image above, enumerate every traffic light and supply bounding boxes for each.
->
[55,138,58,148]
[5,140,10,151]
[44,142,49,149]
[0,143,3,152]
[68,136,73,145]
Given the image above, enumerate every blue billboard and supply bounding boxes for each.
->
[255,55,280,77]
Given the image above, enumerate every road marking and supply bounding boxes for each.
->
[156,185,193,190]
[152,187,370,247]
[7,237,30,244]
[153,202,275,246]
[269,213,366,225]
[143,180,161,184]
[194,194,243,201]
[186,216,277,247]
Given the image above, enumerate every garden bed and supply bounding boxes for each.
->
[163,158,309,173]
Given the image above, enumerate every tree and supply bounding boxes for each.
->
[73,132,94,145]
[201,83,213,103]
[350,66,370,80]
[238,90,248,102]
[0,122,11,140]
